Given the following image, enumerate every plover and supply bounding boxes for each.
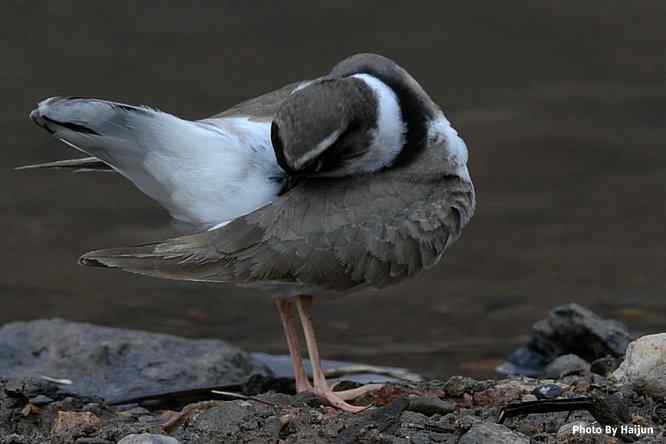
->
[22,53,475,412]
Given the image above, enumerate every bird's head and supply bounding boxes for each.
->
[271,53,454,178]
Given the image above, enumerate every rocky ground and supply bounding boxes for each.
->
[2,373,665,443]
[1,305,665,443]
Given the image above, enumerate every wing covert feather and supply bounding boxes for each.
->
[81,166,475,293]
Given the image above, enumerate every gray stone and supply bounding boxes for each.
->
[122,406,150,416]
[444,375,484,397]
[498,303,632,377]
[28,394,53,406]
[532,383,562,399]
[117,434,179,444]
[0,319,268,400]
[590,355,620,376]
[613,333,666,399]
[459,420,530,444]
[544,354,591,378]
[175,402,275,442]
[407,396,456,416]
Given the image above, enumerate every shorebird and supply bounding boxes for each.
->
[22,54,475,412]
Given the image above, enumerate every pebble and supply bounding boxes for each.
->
[407,396,456,416]
[444,376,484,397]
[532,383,562,399]
[29,394,53,406]
[50,411,102,437]
[117,434,180,444]
[123,406,151,416]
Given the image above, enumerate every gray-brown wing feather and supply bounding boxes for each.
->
[210,82,304,122]
[80,163,475,292]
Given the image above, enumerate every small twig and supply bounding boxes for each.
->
[498,397,593,424]
[39,375,72,385]
[161,401,222,432]
[210,390,277,408]
[108,383,243,406]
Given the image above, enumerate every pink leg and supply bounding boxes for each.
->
[274,298,313,393]
[296,295,380,412]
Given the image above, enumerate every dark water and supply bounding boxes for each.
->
[3,2,665,378]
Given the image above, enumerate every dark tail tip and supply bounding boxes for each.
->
[79,255,110,268]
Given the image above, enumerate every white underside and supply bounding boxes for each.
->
[428,113,471,181]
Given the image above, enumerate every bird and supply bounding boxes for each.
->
[21,53,475,412]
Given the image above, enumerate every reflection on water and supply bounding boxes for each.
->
[3,2,666,378]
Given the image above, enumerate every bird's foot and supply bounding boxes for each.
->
[311,383,384,413]
[331,383,384,400]
[317,388,370,413]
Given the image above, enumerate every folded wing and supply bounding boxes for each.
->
[80,168,474,293]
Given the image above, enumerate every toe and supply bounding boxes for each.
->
[320,390,371,413]
[333,383,384,401]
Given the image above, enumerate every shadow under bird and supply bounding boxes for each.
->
[20,53,475,412]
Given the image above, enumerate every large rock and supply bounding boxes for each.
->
[613,333,666,399]
[498,304,632,377]
[0,319,268,401]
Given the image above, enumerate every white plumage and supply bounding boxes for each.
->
[351,74,406,173]
[32,97,283,229]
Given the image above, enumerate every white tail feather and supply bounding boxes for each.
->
[30,97,283,228]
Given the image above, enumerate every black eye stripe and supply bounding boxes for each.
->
[271,122,297,175]
[42,116,100,135]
